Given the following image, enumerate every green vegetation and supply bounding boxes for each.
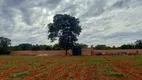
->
[134,56,142,66]
[94,40,142,50]
[0,55,141,79]
[0,37,11,55]
[109,72,126,78]
[0,64,17,70]
[10,72,28,78]
[1,36,142,52]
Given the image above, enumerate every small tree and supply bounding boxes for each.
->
[0,37,11,55]
[135,40,142,49]
[48,14,82,55]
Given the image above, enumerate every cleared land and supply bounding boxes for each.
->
[0,56,142,80]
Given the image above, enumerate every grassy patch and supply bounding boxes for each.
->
[109,72,125,78]
[0,64,17,70]
[28,62,46,68]
[39,63,46,66]
[137,62,142,66]
[105,65,113,71]
[9,72,28,78]
[104,65,114,75]
[134,56,142,66]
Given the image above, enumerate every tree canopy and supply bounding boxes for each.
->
[95,44,111,50]
[0,37,11,55]
[12,44,53,51]
[48,14,82,54]
[75,43,88,48]
[135,40,142,49]
[120,44,135,49]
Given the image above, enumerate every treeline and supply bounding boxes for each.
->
[94,40,142,50]
[10,40,142,51]
[0,36,142,55]
[10,43,88,51]
[0,36,88,55]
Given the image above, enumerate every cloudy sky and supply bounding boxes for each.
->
[0,0,142,47]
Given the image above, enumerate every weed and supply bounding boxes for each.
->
[105,65,113,71]
[10,72,28,78]
[39,63,46,66]
[109,72,125,78]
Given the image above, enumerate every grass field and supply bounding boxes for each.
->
[0,55,142,80]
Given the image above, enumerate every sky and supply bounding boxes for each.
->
[0,0,142,47]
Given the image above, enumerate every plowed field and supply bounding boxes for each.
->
[0,56,142,80]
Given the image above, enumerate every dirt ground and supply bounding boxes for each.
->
[0,55,142,80]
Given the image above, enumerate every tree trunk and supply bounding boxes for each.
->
[65,49,68,55]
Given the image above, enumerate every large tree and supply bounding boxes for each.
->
[0,37,11,55]
[48,14,82,55]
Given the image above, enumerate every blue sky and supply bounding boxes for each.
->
[0,0,142,46]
